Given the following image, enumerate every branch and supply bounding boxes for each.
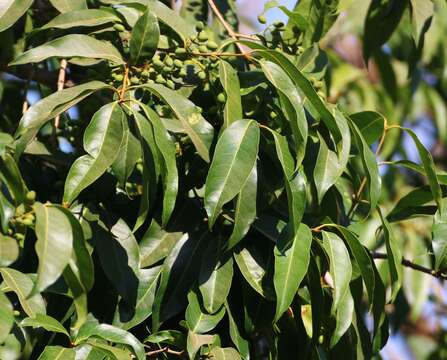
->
[371,252,447,280]
[146,347,184,357]
[54,59,67,128]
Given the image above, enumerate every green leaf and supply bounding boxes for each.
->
[49,0,87,12]
[21,314,69,337]
[10,34,124,66]
[314,134,340,203]
[0,153,27,204]
[274,224,312,321]
[186,331,217,360]
[410,0,434,47]
[145,330,186,347]
[76,319,145,360]
[350,111,385,146]
[42,9,121,29]
[186,290,226,334]
[0,268,46,317]
[205,119,260,227]
[0,0,33,32]
[64,102,125,204]
[130,7,159,64]
[111,119,141,186]
[135,84,214,162]
[322,231,352,314]
[0,290,14,343]
[199,241,234,314]
[225,303,250,359]
[38,346,75,360]
[432,198,447,270]
[209,347,242,360]
[0,191,15,233]
[0,233,19,267]
[330,288,354,348]
[363,0,408,60]
[33,202,74,292]
[403,127,444,215]
[139,104,178,226]
[219,60,243,129]
[227,164,257,250]
[113,266,162,330]
[378,209,402,301]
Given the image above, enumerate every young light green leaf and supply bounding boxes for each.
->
[37,346,75,360]
[432,198,447,270]
[322,231,352,315]
[0,0,33,32]
[186,290,226,334]
[33,202,74,293]
[0,233,19,267]
[274,224,312,321]
[21,314,69,337]
[0,268,46,317]
[330,289,354,348]
[378,209,402,301]
[42,9,121,29]
[0,290,14,343]
[64,102,125,204]
[199,241,234,314]
[205,119,260,227]
[135,83,214,162]
[209,347,242,360]
[219,60,243,129]
[186,331,217,360]
[130,7,159,64]
[49,0,87,13]
[227,164,257,250]
[10,34,124,66]
[410,0,434,47]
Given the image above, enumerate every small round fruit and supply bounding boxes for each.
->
[153,59,164,69]
[130,76,140,85]
[113,73,124,82]
[198,45,208,53]
[198,31,208,42]
[179,68,187,77]
[141,70,150,77]
[173,59,183,68]
[25,191,36,203]
[217,92,226,103]
[113,23,126,32]
[14,233,25,241]
[155,74,167,84]
[175,47,187,56]
[195,21,204,31]
[270,111,278,119]
[197,71,207,80]
[257,15,267,24]
[162,66,173,73]
[164,56,174,67]
[22,218,34,226]
[166,79,175,89]
[206,41,218,50]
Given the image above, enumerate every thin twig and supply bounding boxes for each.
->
[146,347,184,357]
[54,59,67,128]
[119,65,129,101]
[372,252,447,280]
[207,0,248,57]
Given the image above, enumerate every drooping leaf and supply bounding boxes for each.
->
[0,153,27,203]
[0,234,19,267]
[219,60,243,129]
[274,224,312,321]
[42,9,121,29]
[205,120,260,227]
[130,7,159,64]
[0,191,14,233]
[225,302,250,359]
[33,202,74,292]
[10,35,124,66]
[0,290,14,343]
[0,0,33,32]
[0,268,46,317]
[330,288,354,348]
[37,346,76,360]
[432,198,447,270]
[314,134,340,203]
[21,314,69,337]
[350,111,385,146]
[64,102,125,204]
[185,290,226,334]
[49,0,87,13]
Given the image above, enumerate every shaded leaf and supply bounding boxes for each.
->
[42,9,121,29]
[130,7,159,64]
[0,0,33,32]
[186,290,226,334]
[21,314,69,337]
[37,346,75,360]
[49,0,87,13]
[219,60,243,129]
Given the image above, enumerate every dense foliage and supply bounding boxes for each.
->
[0,0,446,358]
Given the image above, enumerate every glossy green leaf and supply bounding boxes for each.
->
[0,234,19,267]
[21,314,69,337]
[135,83,214,162]
[64,102,125,204]
[205,119,260,227]
[0,268,46,317]
[209,347,242,360]
[0,0,33,32]
[38,346,75,360]
[130,7,159,64]
[433,198,447,270]
[219,60,243,129]
[0,290,14,343]
[314,134,340,203]
[0,153,27,203]
[42,9,121,29]
[322,231,352,314]
[226,164,257,250]
[186,290,226,334]
[225,302,249,359]
[49,0,87,13]
[33,202,74,292]
[350,111,385,146]
[0,191,15,233]
[330,288,354,348]
[199,241,234,314]
[274,224,312,321]
[10,35,124,66]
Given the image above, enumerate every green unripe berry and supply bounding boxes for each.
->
[198,45,208,53]
[14,233,25,241]
[173,59,183,68]
[197,71,207,80]
[206,41,218,50]
[198,31,208,42]
[270,111,278,119]
[153,59,164,69]
[113,73,124,82]
[22,218,34,226]
[164,56,174,67]
[113,23,126,32]
[162,66,173,73]
[166,79,175,89]
[141,70,150,77]
[257,15,267,24]
[155,74,166,84]
[26,191,36,203]
[130,76,140,85]
[175,48,187,56]
[217,92,226,103]
[147,79,155,84]
[179,68,187,77]
[195,21,204,31]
